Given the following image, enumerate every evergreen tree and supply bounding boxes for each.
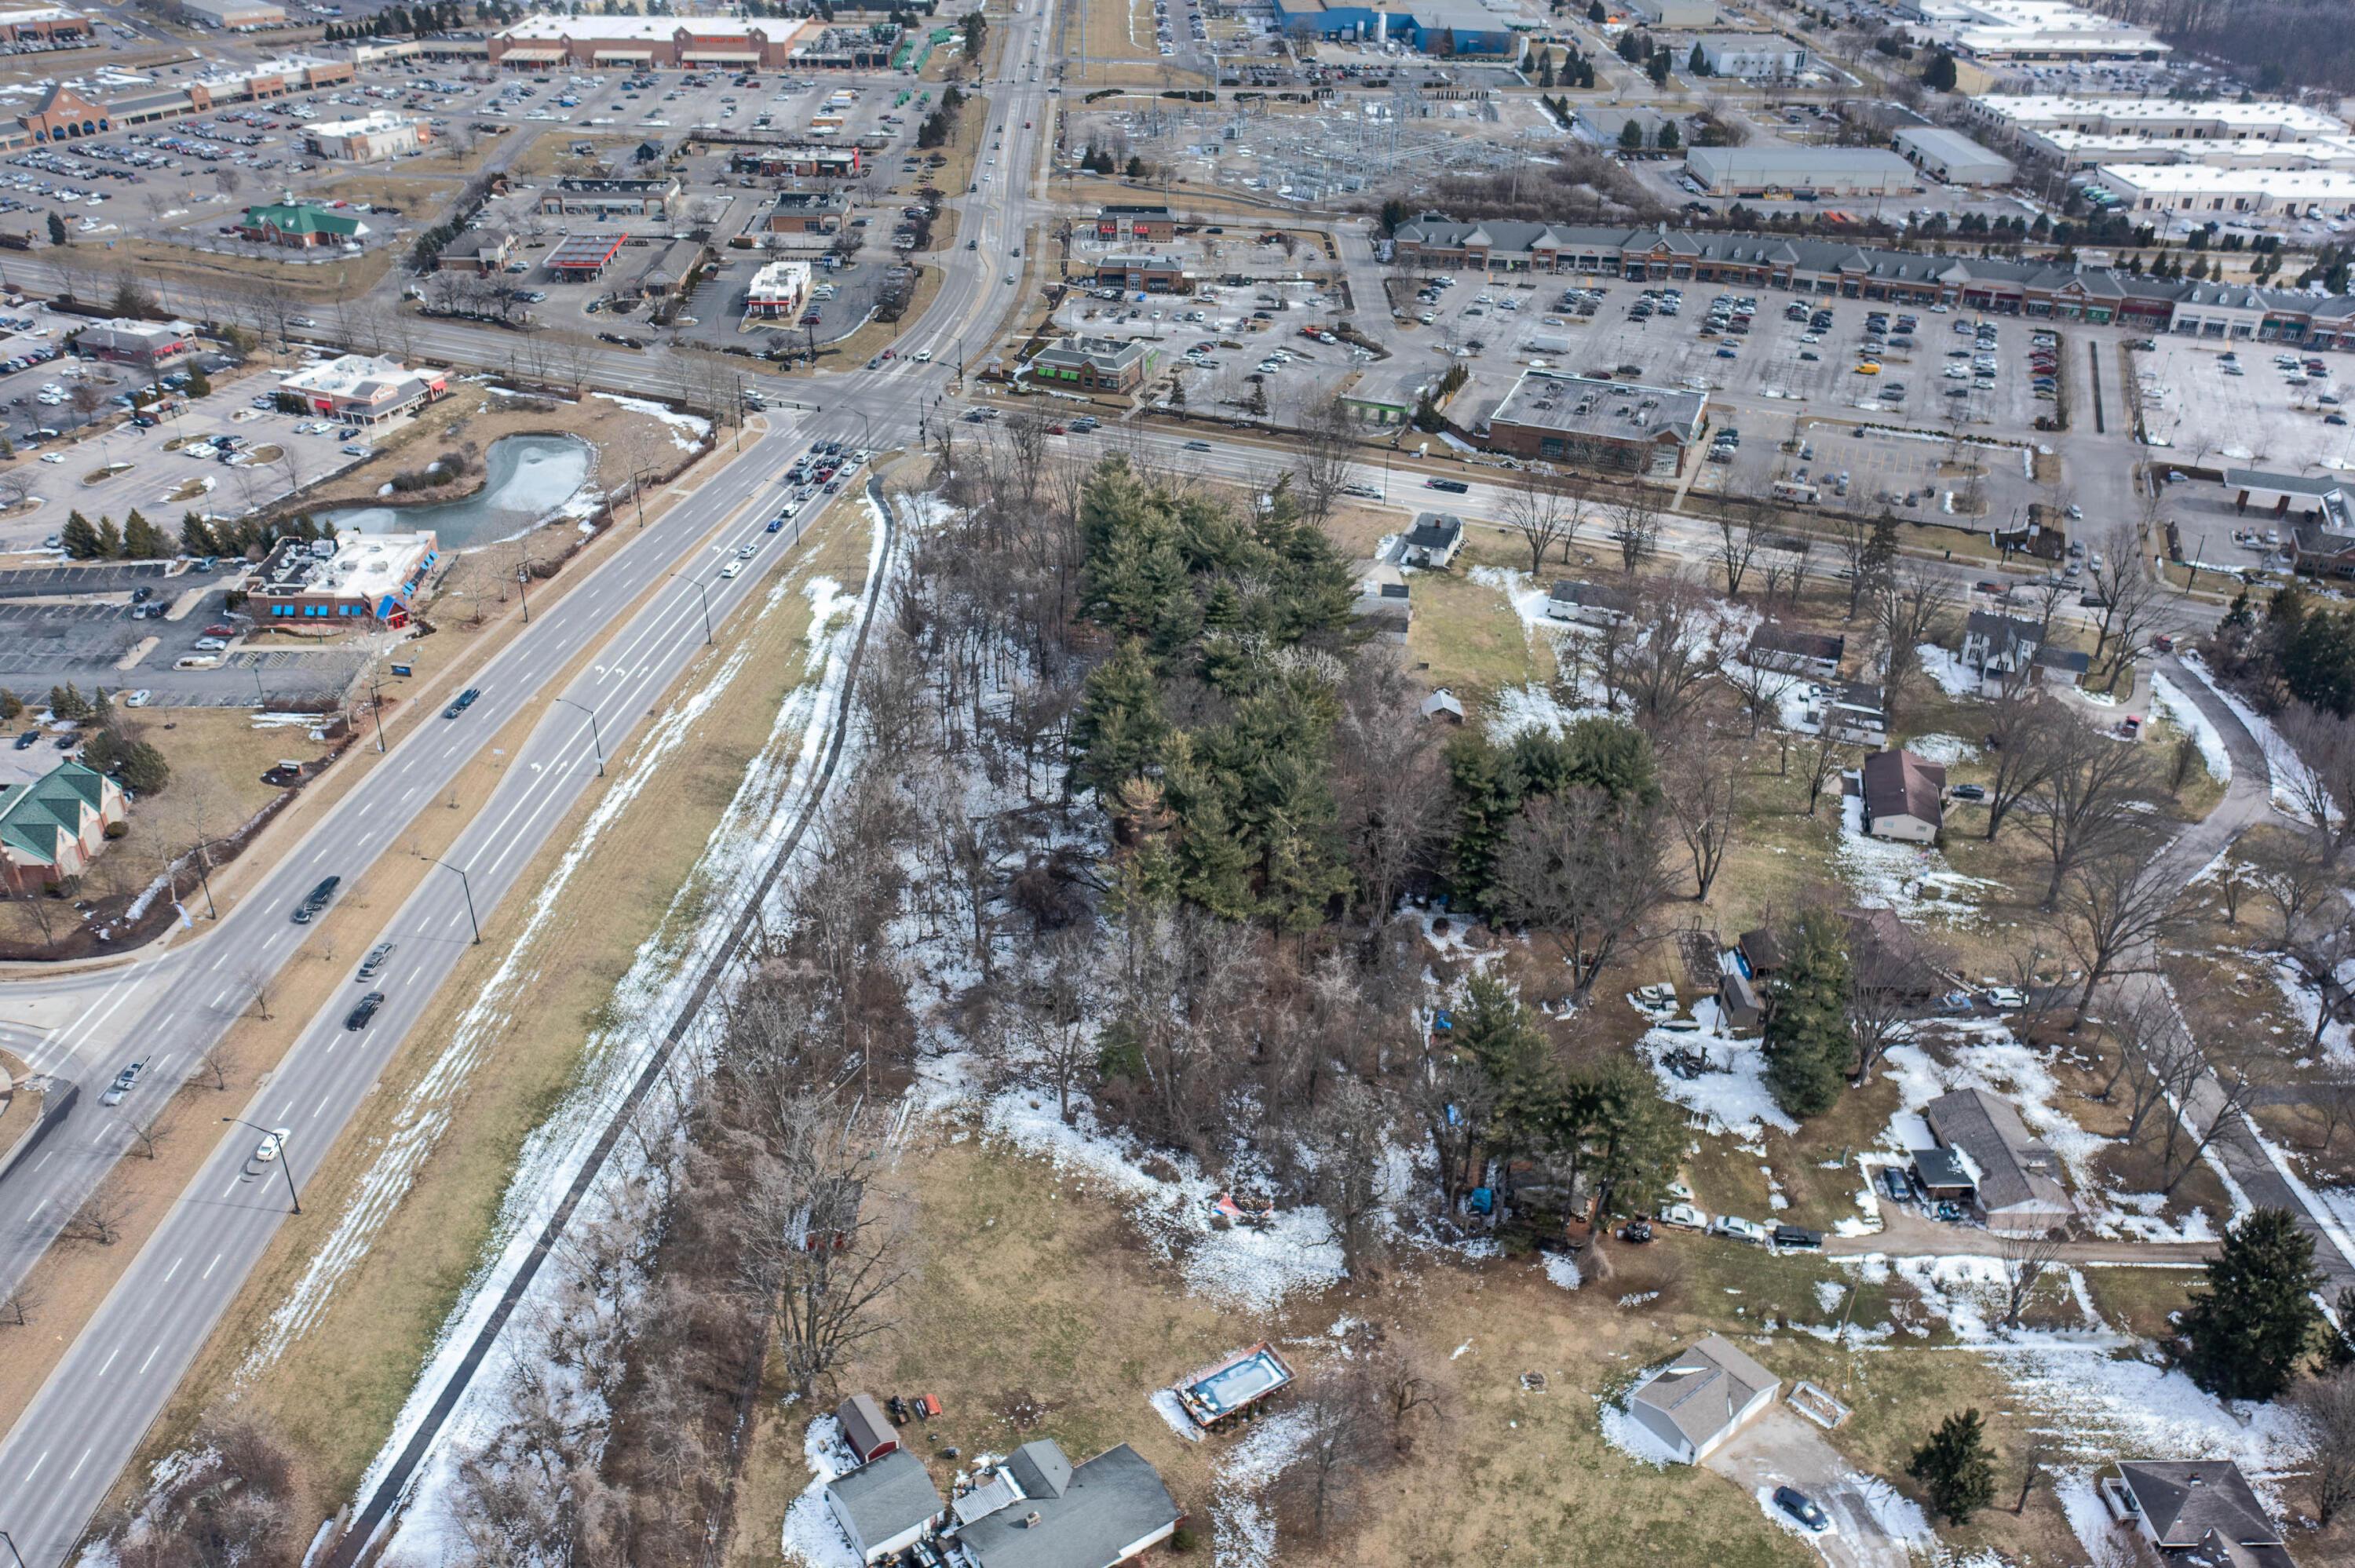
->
[46,210,65,247]
[2324,1285,2355,1372]
[1537,52,1554,88]
[47,682,90,721]
[1163,749,1257,920]
[1619,119,1646,153]
[1906,1409,1996,1523]
[1656,119,1681,151]
[59,511,101,559]
[1922,48,1958,91]
[82,728,170,794]
[0,690,19,722]
[88,686,111,731]
[187,364,211,399]
[95,516,122,559]
[1072,640,1170,799]
[181,513,217,557]
[1688,42,1708,74]
[1647,49,1670,86]
[1763,907,1851,1117]
[2181,1209,2324,1401]
[1584,1057,1682,1215]
[1125,154,1146,178]
[121,511,161,560]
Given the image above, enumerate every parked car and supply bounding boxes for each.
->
[1950,782,1987,801]
[1881,1167,1915,1205]
[13,731,40,750]
[1983,986,2027,1010]
[1710,1215,1769,1245]
[1773,1486,1831,1534]
[1657,1202,1708,1231]
[1771,1223,1824,1251]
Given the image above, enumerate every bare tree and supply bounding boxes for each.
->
[1291,396,1359,527]
[1726,656,1797,740]
[2300,1366,2355,1529]
[1978,685,2065,841]
[1999,1230,2066,1329]
[1366,1337,1441,1453]
[1503,468,1583,576]
[1605,488,1661,575]
[2057,847,2184,1027]
[1875,560,1959,731]
[0,1279,42,1327]
[1303,1076,1392,1277]
[1802,719,1845,817]
[1491,788,1674,1001]
[66,1190,130,1246]
[239,961,276,1020]
[1618,575,1717,727]
[1714,514,1759,598]
[129,1115,166,1160]
[2084,522,2166,690]
[1333,648,1448,926]
[2280,702,2355,865]
[198,1043,231,1092]
[2032,727,2153,910]
[1270,1363,1385,1542]
[1666,735,1740,902]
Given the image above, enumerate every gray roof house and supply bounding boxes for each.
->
[1746,623,1845,675]
[1626,1334,1779,1464]
[1401,512,1464,568]
[1924,1088,2075,1237]
[827,1448,944,1566]
[1546,578,1631,626]
[2114,1460,2295,1566]
[1860,748,1945,844]
[947,1439,1181,1568]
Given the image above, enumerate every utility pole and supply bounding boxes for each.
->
[515,560,531,623]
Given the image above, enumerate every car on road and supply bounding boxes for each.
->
[345,991,385,1030]
[1340,483,1381,499]
[719,560,741,578]
[1426,477,1470,493]
[767,516,786,532]
[100,1060,145,1107]
[736,542,757,560]
[253,1127,290,1164]
[1184,439,1212,451]
[443,687,480,720]
[1773,1487,1831,1534]
[358,941,395,981]
[292,874,340,924]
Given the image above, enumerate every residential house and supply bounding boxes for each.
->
[2036,644,2091,687]
[1351,563,1411,644]
[1546,578,1632,626]
[1909,1146,1976,1202]
[945,1439,1182,1568]
[0,760,127,894]
[1817,680,1886,744]
[1859,748,1945,842]
[837,1392,897,1463]
[824,1449,942,1566]
[1842,905,1947,1002]
[1960,609,2046,686]
[1923,1088,2076,1236]
[1627,1335,1780,1464]
[1402,512,1464,568]
[1746,622,1845,676]
[2110,1460,2296,1567]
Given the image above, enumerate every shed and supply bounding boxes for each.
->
[1420,688,1466,724]
[837,1391,897,1463]
[1627,1334,1780,1464]
[824,1449,942,1565]
[1736,927,1785,978]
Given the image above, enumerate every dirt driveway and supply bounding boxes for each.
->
[1704,1406,1921,1568]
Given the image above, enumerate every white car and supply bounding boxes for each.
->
[1711,1215,1769,1245]
[123,689,151,707]
[1983,986,2027,1010]
[1658,1202,1708,1231]
[38,452,62,463]
[719,561,741,578]
[254,1127,290,1164]
[914,349,932,362]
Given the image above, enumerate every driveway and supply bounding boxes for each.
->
[1705,1406,1920,1568]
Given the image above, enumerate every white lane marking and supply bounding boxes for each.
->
[278,1101,293,1121]
[162,1255,182,1283]
[313,1092,330,1119]
[24,1449,44,1481]
[32,1151,52,1172]
[67,1446,91,1480]
[97,1347,119,1377]
[201,1252,221,1279]
[222,1175,242,1199]
[139,1342,162,1375]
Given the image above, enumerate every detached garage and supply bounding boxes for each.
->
[1627,1335,1780,1464]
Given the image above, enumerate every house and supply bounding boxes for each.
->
[1351,564,1411,643]
[1402,512,1464,569]
[837,1392,897,1463]
[436,229,517,274]
[0,760,128,894]
[1923,1088,2076,1236]
[239,201,365,249]
[1420,688,1466,724]
[1819,680,1886,744]
[1627,1334,1780,1464]
[2111,1460,2296,1567]
[946,1439,1181,1568]
[2035,644,2091,687]
[1960,609,2045,685]
[1860,749,1945,842]
[1546,578,1631,626]
[1842,905,1947,1002]
[824,1449,942,1566]
[1909,1145,1976,1202]
[1746,623,1845,676]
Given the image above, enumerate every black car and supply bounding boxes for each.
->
[444,687,481,720]
[345,991,385,1030]
[292,874,341,924]
[53,732,75,750]
[11,731,37,750]
[1951,782,1987,801]
[1426,477,1470,494]
[1773,1486,1830,1533]
[1881,1167,1915,1204]
[1771,1223,1823,1250]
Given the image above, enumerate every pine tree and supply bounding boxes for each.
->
[0,690,19,722]
[59,511,101,559]
[1619,119,1646,153]
[46,210,65,247]
[2181,1209,2324,1401]
[181,513,216,557]
[1167,761,1256,921]
[89,687,112,731]
[1657,119,1681,151]
[1763,907,1851,1117]
[121,511,159,560]
[1071,640,1170,799]
[2324,1285,2355,1372]
[1907,1409,1996,1524]
[1688,42,1707,74]
[187,364,211,399]
[96,516,122,559]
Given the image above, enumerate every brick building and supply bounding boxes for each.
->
[250,531,440,627]
[1094,203,1175,243]
[1028,334,1152,392]
[489,13,809,70]
[1481,370,1709,475]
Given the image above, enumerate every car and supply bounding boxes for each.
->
[1616,1218,1654,1244]
[253,1127,291,1164]
[100,1060,145,1107]
[736,542,757,560]
[1853,362,1880,375]
[1771,1224,1824,1251]
[358,940,395,980]
[1710,1215,1769,1245]
[52,732,75,751]
[1880,1167,1915,1204]
[1984,985,2027,1010]
[192,636,228,652]
[720,560,741,578]
[443,687,480,720]
[1798,350,1820,361]
[341,443,371,458]
[11,731,38,751]
[1184,439,1212,451]
[1950,782,1988,802]
[345,990,385,1030]
[1773,1486,1831,1534]
[1340,483,1381,499]
[767,516,787,533]
[1657,1202,1708,1231]
[203,623,237,639]
[1426,477,1470,493]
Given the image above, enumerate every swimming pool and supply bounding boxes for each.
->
[1177,1344,1294,1424]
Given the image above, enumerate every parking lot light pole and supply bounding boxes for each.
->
[221,1117,301,1214]
[433,859,480,945]
[552,696,604,777]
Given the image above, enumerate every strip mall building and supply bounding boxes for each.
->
[487,15,809,70]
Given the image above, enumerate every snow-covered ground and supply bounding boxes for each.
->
[2149,672,2232,784]
[1635,1003,1798,1145]
[2179,651,2328,819]
[590,392,714,453]
[343,501,892,1564]
[1836,793,2002,928]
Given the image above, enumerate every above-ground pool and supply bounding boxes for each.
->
[1175,1344,1295,1425]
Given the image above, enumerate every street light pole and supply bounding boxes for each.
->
[2,1525,27,1568]
[553,695,604,777]
[189,836,217,920]
[221,1117,301,1214]
[434,859,480,945]
[671,573,714,644]
[515,560,531,624]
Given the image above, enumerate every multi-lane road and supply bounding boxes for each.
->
[0,7,1064,1559]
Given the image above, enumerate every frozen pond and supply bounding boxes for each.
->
[324,433,593,550]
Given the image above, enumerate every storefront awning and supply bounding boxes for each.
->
[681,51,758,61]
[591,48,655,60]
[500,47,561,60]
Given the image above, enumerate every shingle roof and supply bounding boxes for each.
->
[2117,1460,2283,1550]
[1925,1088,2072,1217]
[1629,1335,1779,1450]
[952,1442,1179,1568]
[0,760,108,869]
[243,202,361,237]
[1861,749,1944,828]
[826,1449,941,1545]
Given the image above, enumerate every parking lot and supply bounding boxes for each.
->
[2133,333,2355,470]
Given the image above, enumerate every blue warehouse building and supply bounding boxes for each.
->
[1269,0,1524,56]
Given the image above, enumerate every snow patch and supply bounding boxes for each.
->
[2149,672,2232,784]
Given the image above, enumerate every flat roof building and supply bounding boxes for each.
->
[1963,93,2345,144]
[1694,33,1809,78]
[304,110,428,162]
[1482,370,1709,476]
[545,232,629,279]
[1893,125,2015,186]
[744,257,812,319]
[0,7,91,44]
[489,13,809,69]
[539,174,681,220]
[2094,162,2355,217]
[251,530,440,627]
[761,188,847,233]
[1684,145,1919,195]
[177,0,283,27]
[278,353,446,424]
[1625,0,1716,23]
[74,317,195,366]
[1904,0,2167,60]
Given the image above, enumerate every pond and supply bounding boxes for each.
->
[322,433,594,551]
